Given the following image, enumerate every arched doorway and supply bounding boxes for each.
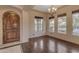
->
[3,11,20,44]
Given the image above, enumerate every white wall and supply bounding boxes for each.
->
[22,10,29,42]
[47,5,79,45]
[0,6,22,45]
[0,45,22,53]
[0,6,30,48]
[29,10,47,38]
[0,6,47,49]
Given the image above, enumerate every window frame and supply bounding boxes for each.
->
[48,17,55,33]
[34,16,44,32]
[72,10,79,36]
[57,14,67,34]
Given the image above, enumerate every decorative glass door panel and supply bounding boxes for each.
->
[3,11,20,44]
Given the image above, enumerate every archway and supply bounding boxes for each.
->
[3,11,20,44]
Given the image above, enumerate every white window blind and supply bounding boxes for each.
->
[72,12,79,36]
[48,17,54,32]
[34,16,43,32]
[58,14,66,34]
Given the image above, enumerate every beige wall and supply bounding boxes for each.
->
[0,45,22,53]
[0,6,23,46]
[0,6,29,48]
[0,5,47,48]
[1,5,79,49]
[28,10,47,38]
[47,5,79,45]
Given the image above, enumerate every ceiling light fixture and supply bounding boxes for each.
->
[48,6,57,17]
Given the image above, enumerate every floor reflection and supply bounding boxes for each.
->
[22,36,79,53]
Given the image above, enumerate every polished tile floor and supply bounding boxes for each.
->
[21,36,79,53]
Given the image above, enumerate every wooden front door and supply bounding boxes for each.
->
[3,11,20,44]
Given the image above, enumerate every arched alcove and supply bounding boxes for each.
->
[3,11,20,44]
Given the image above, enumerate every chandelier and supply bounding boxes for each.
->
[48,6,57,17]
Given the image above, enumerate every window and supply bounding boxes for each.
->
[72,12,79,36]
[34,16,43,32]
[48,17,54,32]
[58,14,66,33]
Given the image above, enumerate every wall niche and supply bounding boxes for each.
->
[3,11,20,44]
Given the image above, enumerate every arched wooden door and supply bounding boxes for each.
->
[3,11,20,44]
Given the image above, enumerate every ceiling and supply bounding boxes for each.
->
[12,5,63,13]
[32,5,63,12]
